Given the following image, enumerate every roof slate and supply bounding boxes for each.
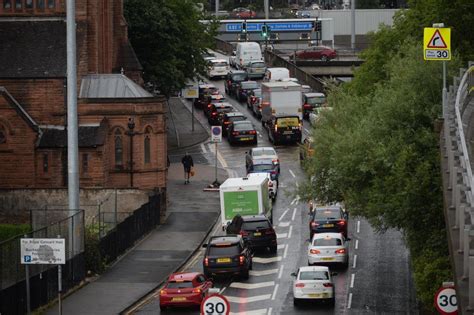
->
[38,124,106,148]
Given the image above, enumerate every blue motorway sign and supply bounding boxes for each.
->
[225,22,313,33]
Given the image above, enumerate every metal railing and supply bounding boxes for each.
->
[443,62,474,313]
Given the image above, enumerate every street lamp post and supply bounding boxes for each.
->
[127,118,135,188]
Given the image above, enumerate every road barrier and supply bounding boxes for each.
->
[442,61,474,313]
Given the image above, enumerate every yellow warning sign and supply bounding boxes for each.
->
[424,27,451,61]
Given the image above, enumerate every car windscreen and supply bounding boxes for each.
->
[313,238,342,246]
[252,89,262,97]
[212,62,228,67]
[242,220,271,231]
[299,271,329,281]
[241,82,259,90]
[306,96,326,105]
[252,148,276,157]
[234,122,253,131]
[216,107,233,113]
[276,117,300,127]
[250,62,265,68]
[166,281,194,289]
[314,209,341,220]
[251,164,274,172]
[209,245,240,256]
[232,73,247,81]
[210,98,226,104]
[229,116,246,123]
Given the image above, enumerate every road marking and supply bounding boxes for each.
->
[356,220,360,233]
[278,264,284,279]
[278,221,291,227]
[277,244,285,250]
[217,150,228,168]
[295,197,299,205]
[226,294,272,304]
[278,209,289,221]
[291,208,297,221]
[259,133,263,138]
[353,255,357,268]
[290,198,297,205]
[347,292,353,309]
[230,309,268,315]
[288,225,293,239]
[220,286,228,294]
[271,284,279,300]
[289,169,296,178]
[355,239,359,250]
[249,269,279,276]
[295,182,299,188]
[200,143,208,154]
[230,281,275,290]
[253,256,282,264]
[283,244,289,258]
[276,233,288,239]
[304,128,310,133]
[350,273,355,288]
[267,307,272,315]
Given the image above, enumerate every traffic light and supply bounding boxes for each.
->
[242,21,247,33]
[261,24,268,38]
[314,20,322,32]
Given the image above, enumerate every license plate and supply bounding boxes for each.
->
[323,224,334,228]
[217,258,231,263]
[283,131,293,135]
[240,137,252,141]
[254,232,262,236]
[171,297,186,302]
[321,257,334,261]
[308,293,321,298]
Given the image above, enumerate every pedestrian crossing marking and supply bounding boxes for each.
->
[276,233,287,239]
[249,269,279,276]
[230,281,275,289]
[230,308,268,315]
[226,294,272,304]
[278,221,291,227]
[253,256,282,264]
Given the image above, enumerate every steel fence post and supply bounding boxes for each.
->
[464,227,470,278]
[470,255,474,309]
[459,206,467,252]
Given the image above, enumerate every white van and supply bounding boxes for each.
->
[207,59,230,79]
[235,42,263,70]
[263,67,290,82]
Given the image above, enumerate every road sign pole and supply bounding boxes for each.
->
[215,141,218,184]
[57,235,62,315]
[443,60,447,116]
[24,234,31,315]
[192,101,195,132]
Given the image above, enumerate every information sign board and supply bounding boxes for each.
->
[20,238,66,265]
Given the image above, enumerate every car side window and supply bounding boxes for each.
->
[197,275,205,283]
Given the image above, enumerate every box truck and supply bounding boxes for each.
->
[219,176,272,230]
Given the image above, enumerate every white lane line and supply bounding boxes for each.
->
[259,133,263,138]
[304,128,310,133]
[276,233,288,239]
[347,292,353,309]
[283,244,289,258]
[356,220,360,233]
[217,150,228,168]
[278,264,284,279]
[230,310,267,315]
[230,281,275,290]
[271,284,279,300]
[278,209,289,221]
[278,221,291,227]
[290,198,296,205]
[226,294,272,304]
[295,198,299,205]
[353,255,357,269]
[350,273,355,288]
[295,182,299,188]
[291,208,297,221]
[288,225,293,239]
[355,239,359,250]
[289,169,296,178]
[200,143,208,154]
[249,269,279,276]
[220,286,227,294]
[277,244,285,250]
[267,307,272,315]
[253,256,282,264]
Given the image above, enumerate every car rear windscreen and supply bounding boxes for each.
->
[252,148,276,157]
[253,89,262,97]
[233,74,247,81]
[276,117,300,127]
[234,122,253,131]
[299,271,329,280]
[212,62,228,67]
[313,238,342,246]
[229,116,246,123]
[209,245,240,256]
[314,209,341,220]
[242,220,271,231]
[307,96,326,105]
[251,164,274,172]
[251,62,265,68]
[216,107,233,113]
[241,82,259,90]
[167,281,194,289]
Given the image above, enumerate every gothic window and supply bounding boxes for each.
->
[47,0,54,8]
[114,129,123,166]
[25,0,32,8]
[15,0,21,9]
[43,153,49,173]
[0,127,6,144]
[37,0,44,9]
[3,0,11,9]
[144,128,151,164]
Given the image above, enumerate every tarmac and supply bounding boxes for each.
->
[44,97,226,315]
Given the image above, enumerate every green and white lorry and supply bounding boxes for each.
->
[219,176,272,230]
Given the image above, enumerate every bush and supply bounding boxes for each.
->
[0,224,30,242]
[84,224,106,275]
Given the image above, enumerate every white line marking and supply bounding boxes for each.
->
[249,269,279,276]
[278,264,284,279]
[276,233,288,239]
[226,294,272,304]
[295,182,299,188]
[355,239,359,250]
[217,150,228,168]
[278,221,291,227]
[295,198,299,205]
[271,284,279,300]
[208,143,214,153]
[288,226,293,239]
[304,128,310,133]
[289,169,296,178]
[291,208,297,221]
[353,255,357,268]
[277,244,285,250]
[200,143,208,154]
[267,307,272,315]
[356,220,360,233]
[283,244,289,258]
[220,286,227,294]
[347,293,353,309]
[350,273,355,288]
[253,256,282,264]
[278,209,289,221]
[230,310,268,315]
[230,281,275,290]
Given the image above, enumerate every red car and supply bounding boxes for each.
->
[159,272,213,311]
[232,7,256,19]
[293,46,337,61]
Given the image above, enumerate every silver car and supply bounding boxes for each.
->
[246,61,266,79]
[307,232,349,268]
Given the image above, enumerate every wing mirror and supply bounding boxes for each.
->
[291,272,297,277]
[331,272,338,276]
[202,244,208,248]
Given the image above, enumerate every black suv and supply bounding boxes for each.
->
[225,70,248,96]
[194,83,218,109]
[203,235,252,279]
[220,112,247,136]
[227,215,277,253]
[208,102,234,125]
[309,205,348,239]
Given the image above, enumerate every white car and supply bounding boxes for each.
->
[245,147,279,173]
[307,233,349,268]
[292,266,335,306]
[207,59,230,79]
[246,172,278,200]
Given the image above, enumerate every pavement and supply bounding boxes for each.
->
[44,98,227,315]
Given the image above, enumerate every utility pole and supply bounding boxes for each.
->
[264,0,269,19]
[215,0,219,16]
[351,0,356,50]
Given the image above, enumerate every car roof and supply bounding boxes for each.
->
[230,70,247,74]
[241,214,269,222]
[199,83,216,88]
[299,266,330,272]
[305,92,325,97]
[241,80,258,84]
[252,158,274,165]
[209,235,241,244]
[233,120,252,125]
[210,94,225,99]
[311,232,344,241]
[315,206,342,211]
[211,59,228,63]
[168,272,200,281]
[252,147,276,153]
[225,112,245,117]
[214,102,233,108]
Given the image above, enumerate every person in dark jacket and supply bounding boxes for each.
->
[181,152,194,184]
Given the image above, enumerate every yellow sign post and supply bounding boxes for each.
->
[424,27,451,61]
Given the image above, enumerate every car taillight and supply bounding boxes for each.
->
[298,122,302,130]
[239,255,245,265]
[249,130,256,135]
[224,121,231,124]
[310,221,319,228]
[337,220,346,226]
[207,104,212,109]
[204,257,209,266]
[265,228,275,235]
[272,159,279,164]
[303,103,312,109]
[232,131,239,136]
[212,112,217,116]
[239,230,249,236]
[251,96,256,103]
[335,248,346,254]
[192,288,202,293]
[268,181,273,187]
[323,283,333,288]
[310,249,320,254]
[274,124,278,132]
[227,80,231,85]
[295,283,305,288]
[160,289,166,295]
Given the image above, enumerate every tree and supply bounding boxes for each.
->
[124,0,218,98]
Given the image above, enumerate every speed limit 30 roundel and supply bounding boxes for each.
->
[435,286,458,315]
[201,294,230,315]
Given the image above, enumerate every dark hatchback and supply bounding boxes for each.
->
[194,83,218,109]
[227,215,277,253]
[227,121,257,145]
[208,103,234,125]
[203,94,226,117]
[203,235,252,280]
[309,206,348,239]
[236,80,259,102]
[221,112,247,136]
[225,70,248,96]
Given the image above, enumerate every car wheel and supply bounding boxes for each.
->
[329,297,336,307]
[241,268,250,280]
[159,305,167,312]
[321,55,329,62]
[270,245,277,254]
[293,298,300,307]
[253,139,258,145]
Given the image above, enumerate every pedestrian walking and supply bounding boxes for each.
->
[181,152,194,184]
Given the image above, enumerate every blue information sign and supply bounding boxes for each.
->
[225,22,313,33]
